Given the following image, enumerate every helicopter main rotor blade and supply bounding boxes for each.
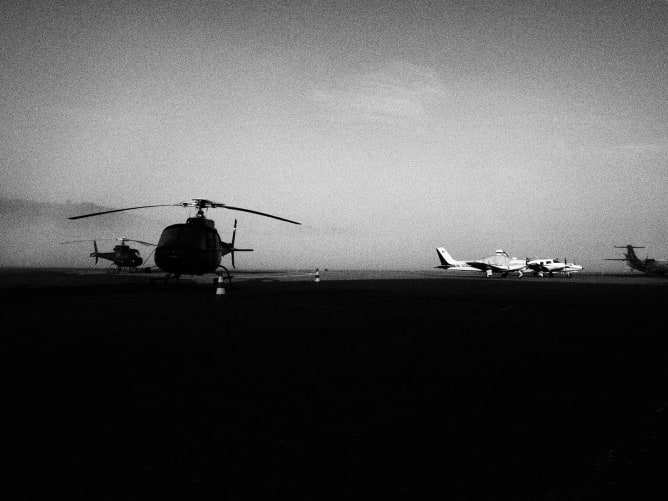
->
[68,204,181,220]
[220,205,301,225]
[60,238,118,244]
[122,239,157,247]
[61,239,97,244]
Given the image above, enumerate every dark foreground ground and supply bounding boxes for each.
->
[3,269,668,499]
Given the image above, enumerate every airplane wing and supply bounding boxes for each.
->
[465,261,511,273]
[464,261,490,272]
[488,264,515,273]
[527,262,553,273]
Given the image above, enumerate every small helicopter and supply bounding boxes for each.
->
[68,198,300,279]
[61,237,156,273]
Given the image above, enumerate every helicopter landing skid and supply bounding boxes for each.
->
[148,267,233,285]
[149,272,182,283]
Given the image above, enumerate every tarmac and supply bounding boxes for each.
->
[3,267,668,499]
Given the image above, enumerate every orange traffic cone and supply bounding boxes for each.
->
[215,275,226,297]
[314,269,320,282]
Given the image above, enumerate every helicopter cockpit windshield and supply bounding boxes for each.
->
[158,225,210,250]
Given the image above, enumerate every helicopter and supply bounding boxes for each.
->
[61,237,156,273]
[68,198,300,279]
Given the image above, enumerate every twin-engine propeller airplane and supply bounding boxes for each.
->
[525,257,583,278]
[61,237,156,272]
[68,198,300,279]
[435,247,526,278]
[605,245,668,276]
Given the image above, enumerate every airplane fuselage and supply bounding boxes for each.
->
[436,248,525,277]
[627,258,668,275]
[526,258,583,277]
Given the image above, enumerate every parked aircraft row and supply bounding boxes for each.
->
[64,198,664,280]
[436,244,668,278]
[66,198,298,279]
[435,248,584,278]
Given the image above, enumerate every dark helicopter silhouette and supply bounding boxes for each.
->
[61,237,156,272]
[68,198,300,279]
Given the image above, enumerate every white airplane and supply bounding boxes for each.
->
[525,257,583,278]
[435,247,526,278]
[605,245,668,276]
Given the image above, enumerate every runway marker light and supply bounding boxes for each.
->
[215,275,226,297]
[314,269,320,282]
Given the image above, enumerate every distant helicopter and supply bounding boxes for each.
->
[68,198,300,279]
[61,237,156,273]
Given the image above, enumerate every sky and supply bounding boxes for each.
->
[1,0,667,271]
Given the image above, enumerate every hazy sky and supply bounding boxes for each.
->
[1,0,667,270]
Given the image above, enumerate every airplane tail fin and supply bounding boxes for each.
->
[436,247,458,268]
[613,245,645,262]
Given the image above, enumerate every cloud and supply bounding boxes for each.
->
[310,61,447,125]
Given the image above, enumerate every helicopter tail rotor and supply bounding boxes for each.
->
[92,240,99,264]
[231,219,237,268]
[227,219,253,268]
